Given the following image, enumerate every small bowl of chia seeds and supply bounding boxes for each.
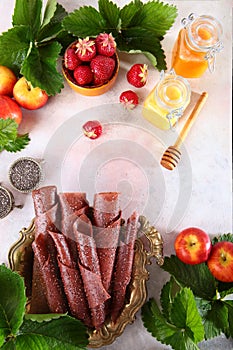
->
[8,157,44,193]
[0,185,15,219]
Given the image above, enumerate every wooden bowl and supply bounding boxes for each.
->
[62,41,119,96]
[8,216,163,347]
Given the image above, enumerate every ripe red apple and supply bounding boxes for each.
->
[0,65,17,96]
[207,241,233,282]
[0,95,22,125]
[13,77,48,110]
[175,227,211,265]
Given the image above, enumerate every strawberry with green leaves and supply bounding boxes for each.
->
[95,33,116,57]
[75,37,96,62]
[90,55,115,86]
[127,64,148,88]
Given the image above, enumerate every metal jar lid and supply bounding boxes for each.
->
[8,157,44,193]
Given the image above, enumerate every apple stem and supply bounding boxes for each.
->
[25,79,32,91]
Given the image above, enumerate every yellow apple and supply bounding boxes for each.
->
[13,77,48,110]
[0,65,17,96]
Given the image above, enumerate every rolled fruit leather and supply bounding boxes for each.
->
[92,192,121,292]
[111,211,139,323]
[30,186,68,314]
[73,214,110,330]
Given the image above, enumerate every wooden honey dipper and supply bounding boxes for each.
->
[160,92,208,170]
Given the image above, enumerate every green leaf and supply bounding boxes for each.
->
[24,313,67,323]
[16,316,88,350]
[0,26,32,74]
[142,297,202,350]
[212,233,233,245]
[118,27,165,69]
[12,0,42,36]
[119,1,142,28]
[170,288,205,343]
[41,0,57,28]
[37,3,68,43]
[1,339,16,350]
[160,277,181,321]
[62,6,106,37]
[162,255,217,300]
[98,0,120,35]
[0,265,26,342]
[225,300,233,337]
[21,42,63,95]
[4,133,30,153]
[136,1,177,37]
[0,119,17,146]
[206,301,229,336]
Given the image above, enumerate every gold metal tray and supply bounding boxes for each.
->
[8,215,163,348]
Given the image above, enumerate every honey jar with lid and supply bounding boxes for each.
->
[171,13,223,78]
[143,69,191,130]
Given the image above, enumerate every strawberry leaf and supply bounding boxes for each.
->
[37,3,68,43]
[0,119,17,146]
[162,255,217,300]
[0,339,16,350]
[142,290,204,350]
[0,25,32,74]
[212,233,233,245]
[12,0,42,36]
[119,2,142,28]
[20,42,64,95]
[98,0,120,35]
[4,134,30,153]
[41,0,57,28]
[16,316,88,350]
[0,265,27,343]
[62,6,106,37]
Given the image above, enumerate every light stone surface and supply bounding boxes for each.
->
[0,1,232,349]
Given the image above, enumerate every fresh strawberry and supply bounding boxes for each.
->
[119,90,139,109]
[127,63,148,88]
[82,120,102,139]
[95,33,116,57]
[64,47,81,70]
[75,37,96,62]
[73,65,93,86]
[90,55,115,86]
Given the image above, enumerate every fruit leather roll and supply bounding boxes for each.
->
[111,211,139,322]
[32,233,68,314]
[58,192,89,262]
[92,192,120,228]
[73,214,110,330]
[92,192,121,292]
[30,185,60,313]
[49,231,92,327]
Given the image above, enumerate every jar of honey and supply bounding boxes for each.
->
[143,70,191,130]
[171,13,223,78]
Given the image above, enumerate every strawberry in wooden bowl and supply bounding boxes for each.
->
[62,34,119,96]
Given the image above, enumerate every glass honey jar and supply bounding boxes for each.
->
[143,70,191,130]
[171,13,223,78]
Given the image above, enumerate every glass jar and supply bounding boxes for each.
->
[143,70,191,130]
[171,13,223,78]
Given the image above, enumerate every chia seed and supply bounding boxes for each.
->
[8,157,43,193]
[0,186,13,219]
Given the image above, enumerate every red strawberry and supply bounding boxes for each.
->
[127,63,148,88]
[90,55,115,86]
[64,47,81,70]
[119,90,139,109]
[95,33,116,57]
[82,120,102,139]
[75,37,96,62]
[73,65,93,86]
